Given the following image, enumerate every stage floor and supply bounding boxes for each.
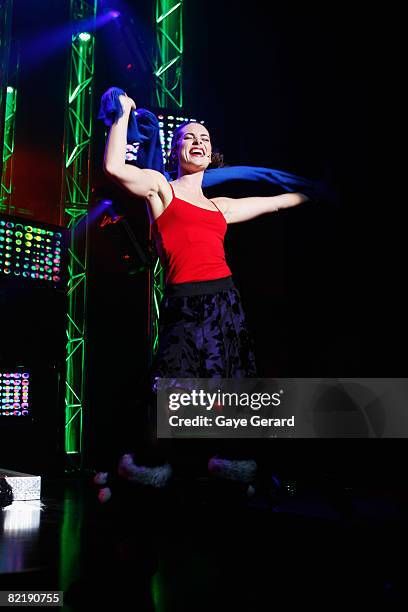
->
[1,476,407,610]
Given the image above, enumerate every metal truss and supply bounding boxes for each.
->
[60,0,97,466]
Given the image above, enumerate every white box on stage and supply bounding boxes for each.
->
[0,468,41,500]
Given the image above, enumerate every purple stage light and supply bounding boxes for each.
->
[0,371,31,418]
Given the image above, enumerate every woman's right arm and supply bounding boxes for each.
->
[103,95,169,202]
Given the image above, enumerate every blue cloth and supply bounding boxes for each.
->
[99,87,337,206]
[202,166,327,202]
[98,86,164,174]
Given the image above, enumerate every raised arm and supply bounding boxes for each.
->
[215,192,310,224]
[103,94,170,206]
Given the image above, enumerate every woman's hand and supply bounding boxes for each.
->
[119,94,136,113]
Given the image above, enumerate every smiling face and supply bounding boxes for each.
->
[173,122,212,174]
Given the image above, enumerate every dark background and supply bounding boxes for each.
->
[2,0,404,474]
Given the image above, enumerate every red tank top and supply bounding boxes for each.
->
[151,183,232,284]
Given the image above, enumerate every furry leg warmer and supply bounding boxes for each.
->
[208,456,257,483]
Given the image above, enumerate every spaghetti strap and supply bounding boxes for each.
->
[168,181,176,205]
[210,199,222,213]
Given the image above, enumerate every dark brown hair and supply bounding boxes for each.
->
[166,121,224,174]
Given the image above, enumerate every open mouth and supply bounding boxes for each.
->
[190,148,205,157]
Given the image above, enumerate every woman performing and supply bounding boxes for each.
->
[96,93,310,500]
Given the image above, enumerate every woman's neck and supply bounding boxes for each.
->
[174,170,205,197]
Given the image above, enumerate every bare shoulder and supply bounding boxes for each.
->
[143,169,171,199]
[212,196,231,215]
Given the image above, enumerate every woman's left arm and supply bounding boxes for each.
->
[215,192,309,224]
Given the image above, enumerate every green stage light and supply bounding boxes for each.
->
[78,32,91,42]
[0,213,66,286]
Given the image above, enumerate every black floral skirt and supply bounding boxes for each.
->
[150,275,257,393]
